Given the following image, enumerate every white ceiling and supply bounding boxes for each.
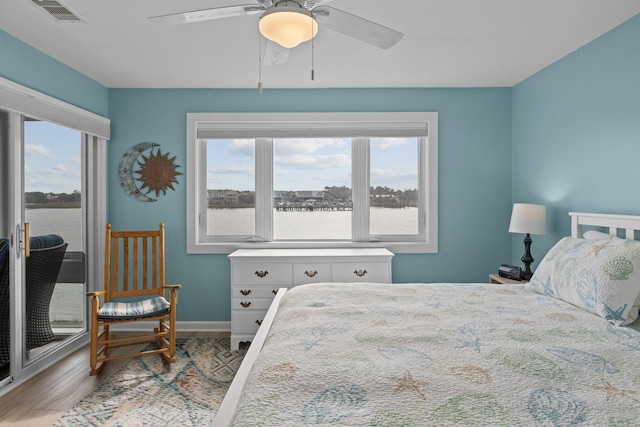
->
[2,0,640,89]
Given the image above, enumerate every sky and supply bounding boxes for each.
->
[206,137,419,192]
[23,122,420,195]
[23,120,82,194]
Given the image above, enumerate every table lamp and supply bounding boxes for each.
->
[509,203,546,280]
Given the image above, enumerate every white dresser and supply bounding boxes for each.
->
[228,248,394,349]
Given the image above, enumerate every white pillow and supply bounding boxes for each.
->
[583,230,619,240]
[527,237,640,326]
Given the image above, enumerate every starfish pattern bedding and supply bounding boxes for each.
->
[230,282,640,426]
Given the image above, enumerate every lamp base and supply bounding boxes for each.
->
[521,233,534,280]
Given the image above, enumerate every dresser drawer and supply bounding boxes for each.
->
[232,297,274,311]
[293,263,331,285]
[232,310,267,335]
[232,262,292,285]
[232,287,281,299]
[332,261,391,283]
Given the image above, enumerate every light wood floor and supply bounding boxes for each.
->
[0,332,228,427]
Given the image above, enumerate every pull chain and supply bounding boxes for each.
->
[258,32,263,93]
[311,16,315,81]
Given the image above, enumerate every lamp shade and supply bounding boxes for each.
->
[509,203,546,235]
[259,6,318,48]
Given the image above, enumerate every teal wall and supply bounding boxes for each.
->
[511,14,640,266]
[0,30,108,116]
[108,88,513,321]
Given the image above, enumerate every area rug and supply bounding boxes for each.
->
[51,337,245,426]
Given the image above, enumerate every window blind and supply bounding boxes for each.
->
[192,113,429,139]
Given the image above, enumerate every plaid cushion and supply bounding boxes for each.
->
[30,234,65,250]
[98,296,170,319]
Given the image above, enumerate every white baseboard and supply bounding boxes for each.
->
[109,321,231,332]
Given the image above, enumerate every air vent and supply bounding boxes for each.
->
[31,0,84,22]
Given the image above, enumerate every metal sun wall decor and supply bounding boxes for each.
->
[118,142,182,202]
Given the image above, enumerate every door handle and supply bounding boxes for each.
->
[18,223,30,257]
[24,222,30,257]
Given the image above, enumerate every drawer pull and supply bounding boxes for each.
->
[304,270,318,278]
[240,289,252,296]
[240,301,252,308]
[256,320,263,326]
[354,269,368,277]
[255,270,269,278]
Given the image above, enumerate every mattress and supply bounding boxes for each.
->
[229,282,640,426]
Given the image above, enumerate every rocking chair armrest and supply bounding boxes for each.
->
[86,290,107,297]
[162,284,180,305]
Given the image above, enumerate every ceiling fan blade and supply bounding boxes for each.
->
[262,40,290,66]
[148,5,264,25]
[302,0,334,10]
[314,6,403,49]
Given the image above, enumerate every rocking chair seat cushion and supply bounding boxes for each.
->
[98,296,170,319]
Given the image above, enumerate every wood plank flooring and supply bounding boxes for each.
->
[0,332,228,427]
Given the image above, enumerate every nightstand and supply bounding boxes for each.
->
[489,274,529,285]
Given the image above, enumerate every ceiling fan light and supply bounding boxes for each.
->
[259,7,318,48]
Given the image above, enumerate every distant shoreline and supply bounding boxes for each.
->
[26,202,81,209]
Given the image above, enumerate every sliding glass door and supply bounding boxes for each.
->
[22,117,86,365]
[0,111,87,385]
[0,103,106,392]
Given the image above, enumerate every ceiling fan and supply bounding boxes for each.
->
[149,0,404,53]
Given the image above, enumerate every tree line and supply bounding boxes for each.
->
[25,191,81,204]
[324,185,418,208]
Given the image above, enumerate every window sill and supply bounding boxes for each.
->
[187,239,437,254]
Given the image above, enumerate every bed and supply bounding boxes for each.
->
[214,212,640,426]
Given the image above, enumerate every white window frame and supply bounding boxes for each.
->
[186,112,438,254]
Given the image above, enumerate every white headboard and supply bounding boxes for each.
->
[569,212,640,239]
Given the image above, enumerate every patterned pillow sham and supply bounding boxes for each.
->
[583,230,619,240]
[527,236,640,326]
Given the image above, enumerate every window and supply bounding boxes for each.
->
[273,137,352,240]
[369,137,420,236]
[205,138,255,236]
[186,112,437,253]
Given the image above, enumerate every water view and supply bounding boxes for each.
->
[26,207,82,251]
[208,207,419,238]
[25,207,84,328]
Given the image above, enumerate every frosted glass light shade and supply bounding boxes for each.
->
[509,203,547,235]
[259,7,318,48]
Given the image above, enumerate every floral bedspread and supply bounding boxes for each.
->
[230,282,640,426]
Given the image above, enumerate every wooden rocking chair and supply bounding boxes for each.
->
[87,223,181,375]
